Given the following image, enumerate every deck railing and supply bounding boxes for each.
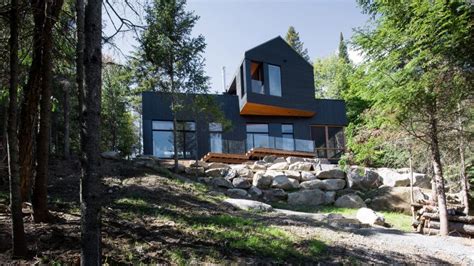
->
[213,136,315,154]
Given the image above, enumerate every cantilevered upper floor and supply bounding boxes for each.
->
[227,36,317,117]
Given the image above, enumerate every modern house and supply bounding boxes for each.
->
[142,36,348,162]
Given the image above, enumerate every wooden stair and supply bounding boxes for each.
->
[202,147,315,164]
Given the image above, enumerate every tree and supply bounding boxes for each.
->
[285,26,310,62]
[353,0,474,235]
[7,0,28,257]
[32,0,64,223]
[80,0,102,262]
[338,32,350,64]
[138,0,209,171]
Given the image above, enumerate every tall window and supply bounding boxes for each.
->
[246,123,269,150]
[152,120,196,158]
[209,123,223,153]
[268,64,282,97]
[310,126,345,160]
[250,61,264,94]
[280,124,294,150]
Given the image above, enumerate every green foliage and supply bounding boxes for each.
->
[101,62,139,157]
[338,32,350,64]
[285,26,310,62]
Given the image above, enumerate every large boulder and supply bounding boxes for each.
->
[273,157,287,163]
[300,179,324,190]
[321,179,346,191]
[287,189,326,206]
[263,155,276,163]
[226,188,249,198]
[335,194,367,208]
[223,199,272,212]
[262,189,288,202]
[377,168,410,187]
[248,186,263,198]
[233,165,253,179]
[264,170,285,178]
[185,166,205,175]
[301,171,316,181]
[356,207,385,226]
[232,177,252,189]
[284,170,301,181]
[101,151,121,160]
[268,162,289,170]
[271,176,299,190]
[368,186,431,215]
[251,161,268,170]
[346,167,383,191]
[205,168,228,178]
[324,191,336,204]
[191,160,208,168]
[316,169,345,179]
[288,162,313,171]
[207,162,230,170]
[225,168,238,181]
[286,156,305,164]
[412,173,431,189]
[210,178,233,189]
[252,171,272,189]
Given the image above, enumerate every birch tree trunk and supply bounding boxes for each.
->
[7,0,28,257]
[80,0,103,263]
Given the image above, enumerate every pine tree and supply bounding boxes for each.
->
[338,32,350,64]
[285,26,310,62]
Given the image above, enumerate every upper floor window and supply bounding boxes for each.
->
[268,64,282,97]
[250,61,264,94]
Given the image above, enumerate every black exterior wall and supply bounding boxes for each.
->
[142,91,348,158]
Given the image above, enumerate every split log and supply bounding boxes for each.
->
[421,226,440,236]
[426,220,474,236]
[422,213,474,224]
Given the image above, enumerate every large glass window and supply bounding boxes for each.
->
[268,64,282,97]
[209,123,223,153]
[246,123,269,150]
[281,124,294,150]
[310,126,345,160]
[152,120,196,159]
[250,61,264,94]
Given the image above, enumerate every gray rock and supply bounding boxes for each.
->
[207,162,230,170]
[205,168,228,178]
[235,166,253,179]
[288,162,313,171]
[368,186,431,215]
[287,189,326,206]
[413,173,431,189]
[101,151,121,160]
[300,179,324,190]
[286,156,305,164]
[232,177,252,189]
[262,188,288,202]
[223,198,272,212]
[377,168,409,187]
[301,171,316,181]
[263,155,276,163]
[272,176,299,190]
[191,160,208,168]
[251,161,268,170]
[226,188,249,198]
[284,170,301,180]
[252,171,272,189]
[313,163,338,172]
[321,179,346,191]
[316,169,345,179]
[268,162,289,170]
[324,191,336,204]
[273,157,287,163]
[210,178,233,189]
[225,168,238,181]
[248,186,263,198]
[346,167,383,191]
[335,194,367,208]
[264,170,284,178]
[185,166,205,175]
[356,207,385,226]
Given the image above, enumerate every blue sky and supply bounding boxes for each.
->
[104,0,369,93]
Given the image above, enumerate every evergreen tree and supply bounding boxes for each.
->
[138,0,209,171]
[338,32,350,64]
[285,26,310,62]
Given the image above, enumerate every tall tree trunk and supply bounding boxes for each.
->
[80,0,102,263]
[458,103,469,215]
[428,105,449,236]
[76,0,85,143]
[63,84,70,159]
[7,0,28,257]
[18,0,47,202]
[32,0,64,223]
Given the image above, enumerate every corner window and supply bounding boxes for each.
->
[250,61,264,94]
[268,64,281,97]
[209,123,223,153]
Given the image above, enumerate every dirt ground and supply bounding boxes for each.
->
[0,158,473,264]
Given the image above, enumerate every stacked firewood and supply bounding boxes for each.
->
[412,204,474,237]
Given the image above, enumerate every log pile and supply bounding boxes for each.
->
[412,204,474,237]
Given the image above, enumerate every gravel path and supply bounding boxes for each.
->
[269,208,474,264]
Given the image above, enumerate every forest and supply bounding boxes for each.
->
[0,0,473,264]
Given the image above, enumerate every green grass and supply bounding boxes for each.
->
[273,203,413,232]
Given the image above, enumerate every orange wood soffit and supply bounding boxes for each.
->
[240,102,315,117]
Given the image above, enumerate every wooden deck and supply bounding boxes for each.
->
[202,148,315,164]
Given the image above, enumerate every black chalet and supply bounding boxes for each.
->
[142,36,348,162]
